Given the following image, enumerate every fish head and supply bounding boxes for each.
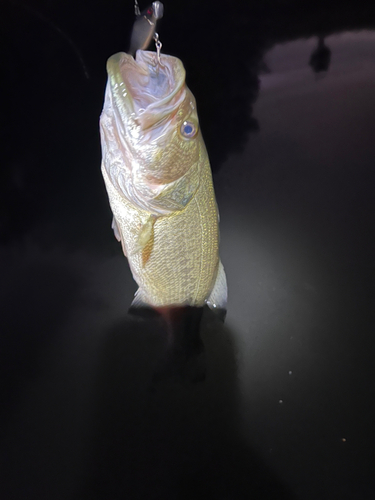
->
[102,50,201,186]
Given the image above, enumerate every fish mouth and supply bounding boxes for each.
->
[106,50,187,131]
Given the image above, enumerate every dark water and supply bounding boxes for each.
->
[1,1,374,498]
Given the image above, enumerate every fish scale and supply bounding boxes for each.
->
[101,147,219,306]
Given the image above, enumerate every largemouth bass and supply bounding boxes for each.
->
[100,50,227,311]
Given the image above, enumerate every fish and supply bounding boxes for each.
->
[128,1,164,56]
[99,49,227,314]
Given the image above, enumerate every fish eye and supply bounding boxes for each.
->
[180,121,198,139]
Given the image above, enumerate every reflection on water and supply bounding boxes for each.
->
[216,29,375,499]
[82,307,294,499]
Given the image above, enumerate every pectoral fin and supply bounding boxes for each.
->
[129,215,156,258]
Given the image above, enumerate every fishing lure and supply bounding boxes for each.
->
[128,1,164,56]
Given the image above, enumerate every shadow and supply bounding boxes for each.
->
[82,307,295,499]
[0,251,83,430]
[309,36,331,73]
[128,305,208,384]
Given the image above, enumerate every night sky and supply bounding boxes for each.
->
[1,1,375,499]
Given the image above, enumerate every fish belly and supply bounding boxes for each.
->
[101,159,219,307]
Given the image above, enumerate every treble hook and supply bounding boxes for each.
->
[134,0,141,16]
[153,32,163,66]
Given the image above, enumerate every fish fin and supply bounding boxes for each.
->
[216,201,220,223]
[129,215,156,256]
[112,216,128,257]
[131,288,149,308]
[111,217,121,242]
[206,261,227,320]
[128,289,160,319]
[141,227,154,266]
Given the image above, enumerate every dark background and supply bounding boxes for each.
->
[1,1,374,499]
